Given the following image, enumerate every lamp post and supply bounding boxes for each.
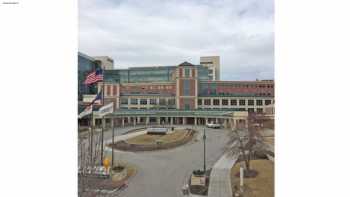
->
[203,128,207,173]
[111,118,115,168]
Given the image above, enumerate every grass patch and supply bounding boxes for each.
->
[231,160,274,197]
[125,130,187,145]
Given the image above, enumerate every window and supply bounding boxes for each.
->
[113,85,117,96]
[248,99,254,106]
[248,108,255,112]
[208,69,213,74]
[256,100,263,106]
[230,99,237,106]
[168,99,175,105]
[159,98,166,105]
[213,99,220,106]
[140,99,147,105]
[222,99,228,105]
[121,98,128,105]
[150,99,157,105]
[130,98,138,105]
[239,99,246,106]
[184,68,190,77]
[265,100,272,105]
[184,99,191,110]
[105,85,111,96]
[204,99,211,105]
[257,108,263,113]
[183,79,191,96]
[198,99,202,105]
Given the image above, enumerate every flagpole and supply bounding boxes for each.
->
[90,111,93,167]
[101,68,105,166]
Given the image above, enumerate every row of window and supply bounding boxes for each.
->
[121,98,175,106]
[203,84,274,89]
[123,85,173,90]
[197,107,265,113]
[198,99,272,106]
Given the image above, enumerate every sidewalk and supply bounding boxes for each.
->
[207,152,239,197]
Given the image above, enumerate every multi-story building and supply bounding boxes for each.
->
[79,56,274,129]
[200,56,220,80]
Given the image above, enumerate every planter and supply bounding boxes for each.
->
[111,166,127,182]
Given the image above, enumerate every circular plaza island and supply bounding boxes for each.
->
[109,127,196,152]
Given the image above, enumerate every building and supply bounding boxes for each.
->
[79,56,274,129]
[200,56,220,80]
[93,56,114,70]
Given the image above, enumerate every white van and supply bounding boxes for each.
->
[206,122,221,129]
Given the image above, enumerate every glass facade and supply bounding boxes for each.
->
[105,66,176,83]
[78,53,99,101]
[183,79,191,96]
[197,66,210,80]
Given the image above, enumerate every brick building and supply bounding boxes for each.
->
[79,54,274,129]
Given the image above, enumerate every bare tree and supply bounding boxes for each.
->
[78,135,89,197]
[226,113,269,176]
[78,127,103,197]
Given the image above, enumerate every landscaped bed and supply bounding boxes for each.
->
[79,164,136,196]
[109,129,196,152]
[188,169,211,196]
[230,160,274,197]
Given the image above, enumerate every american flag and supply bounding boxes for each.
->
[84,69,103,85]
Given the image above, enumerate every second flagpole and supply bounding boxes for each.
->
[100,67,105,166]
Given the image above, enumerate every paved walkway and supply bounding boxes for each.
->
[208,151,239,197]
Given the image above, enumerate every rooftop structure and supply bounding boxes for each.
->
[200,56,220,80]
[93,56,114,70]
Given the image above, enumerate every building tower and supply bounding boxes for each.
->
[200,56,220,81]
[93,56,114,70]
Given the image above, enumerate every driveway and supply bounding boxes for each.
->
[102,126,231,197]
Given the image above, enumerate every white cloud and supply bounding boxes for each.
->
[79,0,274,80]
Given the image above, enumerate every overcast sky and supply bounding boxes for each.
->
[79,0,274,80]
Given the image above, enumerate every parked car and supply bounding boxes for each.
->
[206,122,221,129]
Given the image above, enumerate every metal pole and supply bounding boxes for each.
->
[100,68,105,166]
[111,118,115,168]
[90,112,93,166]
[203,128,206,173]
[101,116,104,166]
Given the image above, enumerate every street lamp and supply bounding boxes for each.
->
[203,128,206,173]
